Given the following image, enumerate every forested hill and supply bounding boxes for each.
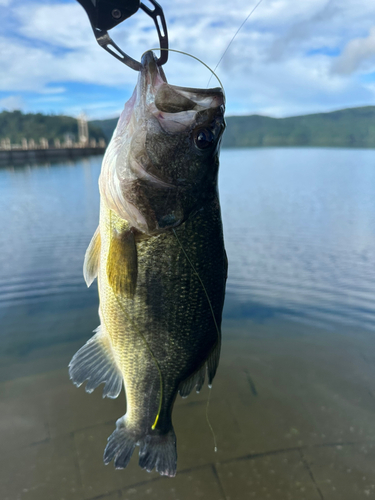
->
[2,106,375,149]
[0,110,105,143]
[91,106,375,149]
[221,106,375,148]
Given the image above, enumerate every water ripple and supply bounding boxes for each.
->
[2,150,375,334]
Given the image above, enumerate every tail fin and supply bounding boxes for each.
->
[139,430,177,477]
[69,326,123,399]
[104,417,177,477]
[103,417,136,470]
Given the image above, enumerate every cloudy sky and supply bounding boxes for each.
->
[1,0,375,119]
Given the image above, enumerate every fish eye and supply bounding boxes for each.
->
[194,128,215,150]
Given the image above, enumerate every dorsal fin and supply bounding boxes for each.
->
[83,226,101,287]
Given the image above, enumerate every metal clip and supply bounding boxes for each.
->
[77,0,168,71]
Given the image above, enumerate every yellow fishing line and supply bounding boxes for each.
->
[142,47,225,95]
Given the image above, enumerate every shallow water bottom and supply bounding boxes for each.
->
[1,317,375,500]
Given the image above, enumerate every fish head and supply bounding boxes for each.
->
[99,51,225,234]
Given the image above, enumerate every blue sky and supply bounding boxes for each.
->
[1,0,375,119]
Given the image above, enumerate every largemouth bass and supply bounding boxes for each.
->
[69,51,227,477]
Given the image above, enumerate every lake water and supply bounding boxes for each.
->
[1,148,375,500]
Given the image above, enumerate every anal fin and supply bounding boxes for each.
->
[207,339,221,386]
[179,364,205,397]
[69,326,123,399]
[178,340,221,397]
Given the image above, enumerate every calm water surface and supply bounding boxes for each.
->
[2,148,375,499]
[220,148,375,330]
[1,148,375,336]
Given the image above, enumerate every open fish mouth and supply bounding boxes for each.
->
[140,50,225,133]
[139,50,168,94]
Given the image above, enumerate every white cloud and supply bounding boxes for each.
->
[3,0,375,117]
[64,101,125,120]
[40,87,66,95]
[0,35,136,91]
[16,3,93,49]
[333,26,375,75]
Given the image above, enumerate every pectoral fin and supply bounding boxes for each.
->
[107,229,137,297]
[83,226,101,287]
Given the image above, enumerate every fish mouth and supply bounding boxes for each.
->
[140,51,168,99]
[140,51,225,116]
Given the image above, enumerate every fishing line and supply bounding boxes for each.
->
[172,228,221,339]
[108,210,163,430]
[172,228,220,452]
[207,0,265,87]
[206,386,218,453]
[142,47,225,93]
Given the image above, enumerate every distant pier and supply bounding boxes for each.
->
[0,113,107,166]
[0,141,106,166]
